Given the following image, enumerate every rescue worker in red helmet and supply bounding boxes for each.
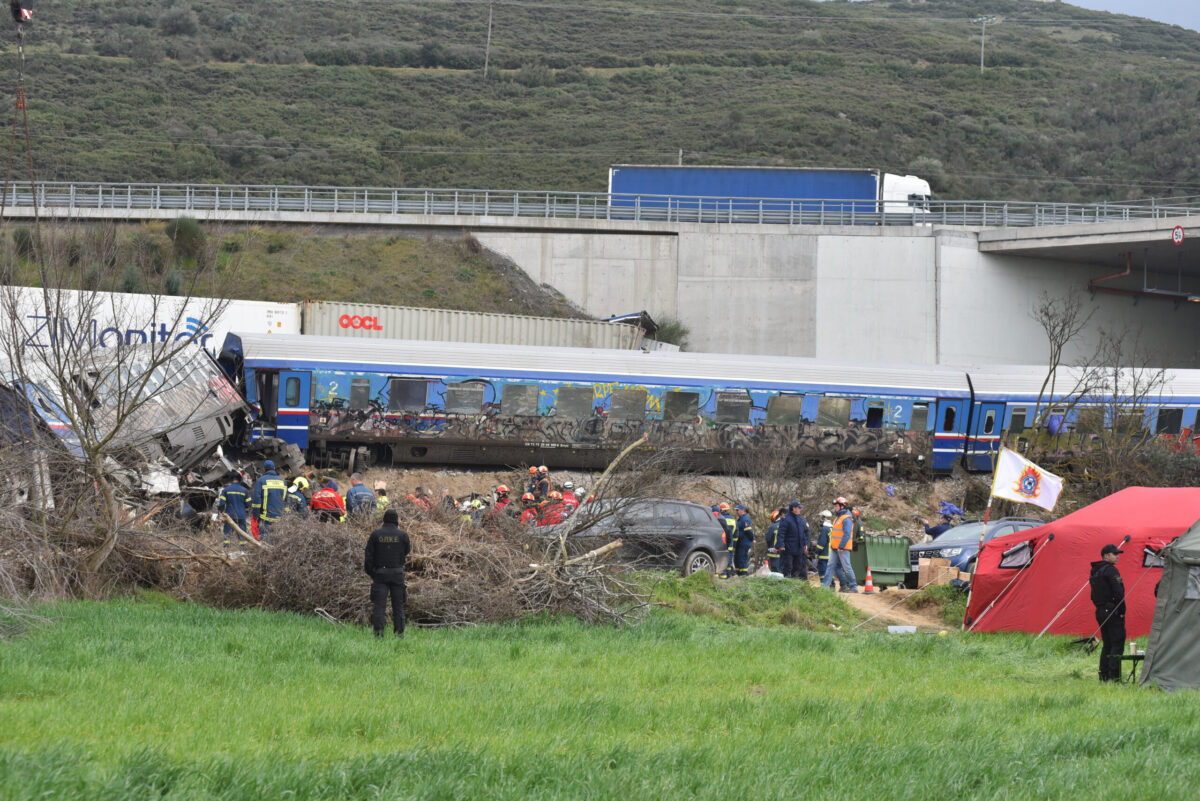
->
[519,492,539,524]
[494,484,512,512]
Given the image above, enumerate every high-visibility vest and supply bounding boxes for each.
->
[830,511,854,551]
[719,515,736,548]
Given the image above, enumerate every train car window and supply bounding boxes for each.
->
[1075,408,1103,435]
[445,382,485,414]
[865,403,884,429]
[1115,408,1146,436]
[349,378,371,410]
[609,389,647,420]
[388,378,428,412]
[501,384,540,416]
[983,409,996,435]
[1157,408,1184,434]
[817,397,851,428]
[941,405,956,432]
[556,387,595,418]
[1009,407,1027,433]
[284,377,301,407]
[663,391,699,422]
[766,395,804,425]
[714,392,751,424]
[911,402,929,431]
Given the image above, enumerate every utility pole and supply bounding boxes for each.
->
[971,16,997,75]
[483,1,494,78]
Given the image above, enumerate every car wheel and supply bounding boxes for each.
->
[681,549,716,577]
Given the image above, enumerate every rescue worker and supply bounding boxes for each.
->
[494,484,512,512]
[364,509,411,638]
[250,460,288,543]
[561,482,579,511]
[345,472,378,519]
[732,504,755,576]
[815,510,833,585]
[535,466,551,499]
[216,471,250,548]
[777,500,810,579]
[716,502,737,577]
[538,491,571,526]
[284,476,310,517]
[374,482,391,517]
[822,496,859,592]
[1090,543,1127,682]
[764,508,785,574]
[519,492,539,524]
[311,479,347,523]
[526,466,540,496]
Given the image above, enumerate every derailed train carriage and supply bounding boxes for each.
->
[217,333,1200,475]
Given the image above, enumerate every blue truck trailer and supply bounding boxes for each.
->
[607,164,931,220]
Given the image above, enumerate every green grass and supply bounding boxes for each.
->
[650,571,862,628]
[1,596,1195,799]
[906,583,970,626]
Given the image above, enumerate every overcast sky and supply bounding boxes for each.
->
[1054,2,1199,32]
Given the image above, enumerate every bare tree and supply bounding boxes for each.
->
[0,219,245,591]
[1026,290,1100,438]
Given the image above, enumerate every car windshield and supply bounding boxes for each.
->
[931,523,988,545]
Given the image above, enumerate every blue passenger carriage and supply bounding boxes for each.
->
[218,334,968,472]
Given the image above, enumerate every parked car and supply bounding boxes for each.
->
[549,498,729,576]
[908,517,1043,579]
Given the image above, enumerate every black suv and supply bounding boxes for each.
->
[551,498,729,576]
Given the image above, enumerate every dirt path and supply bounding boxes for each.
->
[832,585,948,631]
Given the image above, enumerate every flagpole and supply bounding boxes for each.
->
[962,447,1004,630]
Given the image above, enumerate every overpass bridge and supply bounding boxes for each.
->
[3,181,1198,366]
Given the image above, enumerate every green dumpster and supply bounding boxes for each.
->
[848,533,910,588]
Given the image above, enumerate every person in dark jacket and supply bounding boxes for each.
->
[1090,543,1126,682]
[216,472,250,548]
[764,508,785,574]
[732,504,755,576]
[284,476,310,517]
[250,460,288,543]
[923,514,954,540]
[364,509,412,638]
[777,501,810,579]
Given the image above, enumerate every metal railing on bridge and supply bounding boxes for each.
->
[3,181,1199,228]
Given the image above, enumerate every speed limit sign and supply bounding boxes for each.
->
[1172,225,1185,245]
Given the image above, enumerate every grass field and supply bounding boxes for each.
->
[1,594,1196,801]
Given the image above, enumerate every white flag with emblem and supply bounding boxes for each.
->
[990,448,1064,512]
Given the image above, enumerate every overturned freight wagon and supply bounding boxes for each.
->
[218,332,952,472]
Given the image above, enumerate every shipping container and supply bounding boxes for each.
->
[301,301,657,350]
[607,165,931,216]
[1,285,300,354]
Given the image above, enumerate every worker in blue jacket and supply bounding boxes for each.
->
[764,508,785,574]
[732,504,755,577]
[777,500,810,579]
[250,460,288,543]
[216,472,250,548]
[345,472,378,519]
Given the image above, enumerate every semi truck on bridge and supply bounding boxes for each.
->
[607,164,933,217]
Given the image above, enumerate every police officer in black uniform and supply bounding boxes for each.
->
[364,509,412,638]
[1089,543,1126,682]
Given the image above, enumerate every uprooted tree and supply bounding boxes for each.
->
[0,217,246,597]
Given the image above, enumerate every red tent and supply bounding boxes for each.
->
[965,487,1200,637]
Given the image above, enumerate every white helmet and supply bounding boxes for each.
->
[820,509,832,518]
[574,487,586,498]
[563,481,575,490]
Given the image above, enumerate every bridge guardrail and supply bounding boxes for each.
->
[2,181,1199,228]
